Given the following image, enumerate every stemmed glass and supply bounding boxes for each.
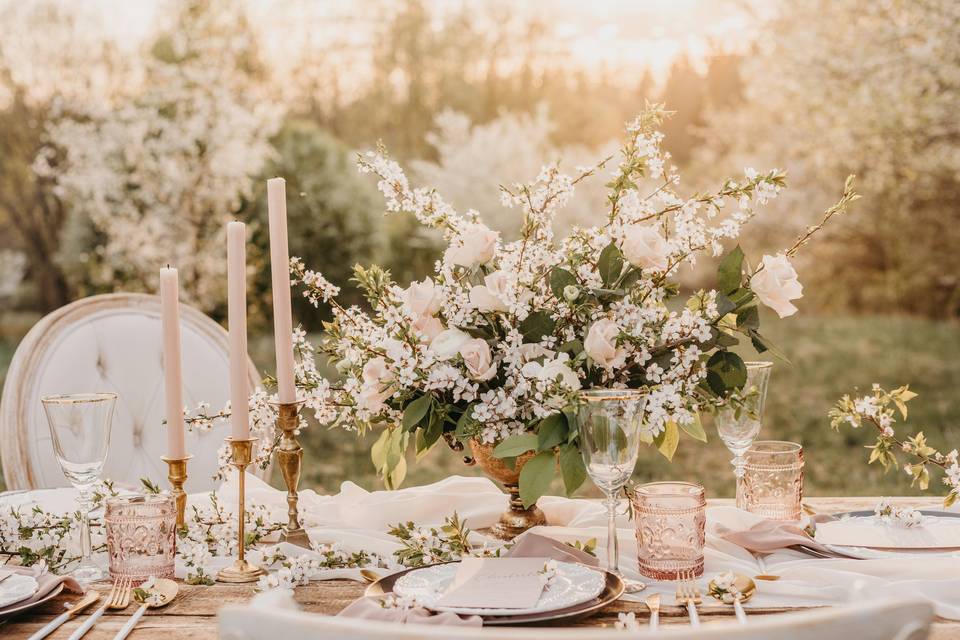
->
[577,389,646,576]
[41,392,117,583]
[714,362,772,508]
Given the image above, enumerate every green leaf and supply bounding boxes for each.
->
[401,395,432,431]
[653,420,680,461]
[597,243,624,287]
[748,330,791,363]
[371,429,391,470]
[736,306,760,331]
[715,292,736,318]
[520,311,557,343]
[706,350,748,393]
[679,412,708,443]
[537,413,568,451]
[421,410,444,450]
[454,405,477,438]
[717,245,745,294]
[493,433,538,458]
[519,451,556,508]
[549,267,578,299]
[558,443,587,497]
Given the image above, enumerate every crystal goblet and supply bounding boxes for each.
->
[714,361,772,507]
[41,392,116,583]
[577,389,646,576]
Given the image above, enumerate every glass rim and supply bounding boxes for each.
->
[747,440,802,454]
[104,493,173,507]
[744,361,773,369]
[579,388,646,402]
[634,480,705,498]
[41,392,117,404]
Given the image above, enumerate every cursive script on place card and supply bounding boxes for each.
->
[435,557,548,609]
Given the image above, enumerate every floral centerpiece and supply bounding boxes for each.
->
[200,105,856,518]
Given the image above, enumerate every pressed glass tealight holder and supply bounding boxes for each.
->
[632,481,706,580]
[739,440,804,521]
[105,494,176,584]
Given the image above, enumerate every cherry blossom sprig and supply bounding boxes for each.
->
[830,385,959,507]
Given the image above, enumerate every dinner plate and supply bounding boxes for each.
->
[823,510,960,558]
[0,582,63,618]
[0,574,39,608]
[392,561,606,616]
[366,562,624,625]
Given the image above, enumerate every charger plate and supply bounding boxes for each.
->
[823,510,960,559]
[365,561,624,626]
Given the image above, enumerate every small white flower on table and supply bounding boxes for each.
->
[708,571,741,604]
[874,498,925,528]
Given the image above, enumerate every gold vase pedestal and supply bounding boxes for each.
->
[161,454,193,529]
[217,437,267,583]
[468,440,546,540]
[274,401,311,548]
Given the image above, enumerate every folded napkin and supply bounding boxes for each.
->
[336,532,599,627]
[0,565,83,616]
[715,513,848,556]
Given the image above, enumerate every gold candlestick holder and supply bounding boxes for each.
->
[217,437,267,583]
[273,401,311,547]
[161,454,193,529]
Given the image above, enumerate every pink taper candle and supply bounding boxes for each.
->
[159,267,187,458]
[267,177,297,404]
[227,221,250,439]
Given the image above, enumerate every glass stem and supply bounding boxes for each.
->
[78,491,93,566]
[605,492,620,575]
[733,454,747,509]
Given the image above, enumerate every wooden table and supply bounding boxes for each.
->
[3,496,956,639]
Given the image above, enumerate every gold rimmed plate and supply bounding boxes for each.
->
[0,582,64,618]
[364,561,624,626]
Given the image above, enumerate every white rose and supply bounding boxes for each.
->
[444,223,499,268]
[522,354,581,390]
[403,278,441,317]
[622,225,671,272]
[358,357,393,411]
[459,338,497,381]
[469,270,511,312]
[584,318,626,369]
[429,328,471,361]
[411,314,444,342]
[519,343,552,362]
[750,254,803,318]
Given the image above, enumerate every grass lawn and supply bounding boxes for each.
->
[2,314,959,501]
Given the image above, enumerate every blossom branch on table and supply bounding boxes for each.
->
[829,385,960,507]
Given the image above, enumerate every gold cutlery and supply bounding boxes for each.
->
[27,590,100,640]
[708,573,756,624]
[68,576,132,640]
[112,578,178,640]
[360,569,382,584]
[644,592,660,630]
[675,570,702,627]
[754,574,780,581]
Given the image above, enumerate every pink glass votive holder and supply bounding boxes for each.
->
[105,494,176,584]
[632,481,706,580]
[739,440,804,521]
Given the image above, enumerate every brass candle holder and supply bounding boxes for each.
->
[161,454,193,529]
[273,401,311,547]
[217,437,267,583]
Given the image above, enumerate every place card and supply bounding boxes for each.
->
[815,516,960,549]
[435,557,547,609]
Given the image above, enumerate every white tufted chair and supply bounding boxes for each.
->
[0,293,267,492]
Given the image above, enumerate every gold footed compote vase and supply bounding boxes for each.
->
[468,440,546,540]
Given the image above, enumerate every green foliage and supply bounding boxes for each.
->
[518,451,556,508]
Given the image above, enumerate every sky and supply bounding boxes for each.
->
[71,0,761,83]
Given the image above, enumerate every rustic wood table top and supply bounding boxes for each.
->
[2,496,955,639]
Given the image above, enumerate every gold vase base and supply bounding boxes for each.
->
[279,527,312,549]
[217,559,267,583]
[482,504,546,541]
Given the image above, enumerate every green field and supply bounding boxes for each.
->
[3,314,959,500]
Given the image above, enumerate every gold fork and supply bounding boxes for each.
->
[675,570,702,627]
[67,576,132,640]
[644,592,661,630]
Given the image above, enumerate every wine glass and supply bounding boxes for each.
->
[41,392,117,583]
[714,362,772,508]
[577,389,646,575]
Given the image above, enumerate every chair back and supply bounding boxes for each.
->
[0,293,265,492]
[218,591,934,640]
